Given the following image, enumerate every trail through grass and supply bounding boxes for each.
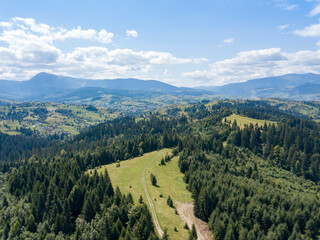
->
[94,149,200,239]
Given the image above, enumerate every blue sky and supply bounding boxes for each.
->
[1,0,320,86]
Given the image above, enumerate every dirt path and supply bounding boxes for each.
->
[141,152,164,238]
[177,202,213,240]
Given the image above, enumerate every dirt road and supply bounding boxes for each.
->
[141,151,212,239]
[141,152,164,237]
[177,202,213,240]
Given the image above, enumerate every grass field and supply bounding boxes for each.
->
[223,114,277,129]
[91,149,193,239]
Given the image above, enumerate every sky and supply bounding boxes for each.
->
[1,0,320,87]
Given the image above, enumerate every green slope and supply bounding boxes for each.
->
[91,149,194,240]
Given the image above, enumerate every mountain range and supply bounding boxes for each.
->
[1,72,320,102]
[201,73,320,100]
[0,72,201,101]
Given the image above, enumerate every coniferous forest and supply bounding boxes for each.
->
[1,100,320,239]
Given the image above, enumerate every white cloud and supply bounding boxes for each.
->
[183,48,320,86]
[294,20,320,36]
[0,22,12,28]
[284,4,298,10]
[126,29,138,38]
[0,17,204,80]
[223,38,234,43]
[310,4,320,16]
[0,17,114,44]
[278,24,289,30]
[273,0,298,10]
[97,29,114,44]
[163,69,169,77]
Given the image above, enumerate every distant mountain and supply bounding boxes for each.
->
[201,73,320,100]
[293,82,320,95]
[0,72,201,101]
[3,72,320,102]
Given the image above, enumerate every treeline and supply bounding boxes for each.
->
[0,115,185,167]
[61,116,182,171]
[174,104,320,239]
[3,100,320,239]
[178,134,320,239]
[211,100,294,121]
[52,116,185,169]
[0,115,187,239]
[229,118,320,182]
[0,131,62,164]
[3,153,158,239]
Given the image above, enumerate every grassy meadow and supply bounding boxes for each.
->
[223,114,277,129]
[91,149,193,240]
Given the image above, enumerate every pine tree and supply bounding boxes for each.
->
[188,224,197,240]
[167,195,174,208]
[150,173,157,186]
[27,214,37,233]
[139,195,144,204]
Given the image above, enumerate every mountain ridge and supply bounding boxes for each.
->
[199,73,320,99]
[2,72,320,101]
[0,72,200,101]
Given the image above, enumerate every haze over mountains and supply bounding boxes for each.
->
[202,73,320,100]
[0,72,201,101]
[1,72,320,101]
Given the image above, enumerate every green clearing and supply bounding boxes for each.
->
[223,114,277,129]
[91,149,192,240]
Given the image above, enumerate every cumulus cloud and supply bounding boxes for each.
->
[183,48,320,86]
[223,38,234,43]
[294,20,320,36]
[126,29,138,38]
[0,17,204,80]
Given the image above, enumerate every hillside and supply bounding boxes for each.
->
[0,102,120,136]
[90,149,212,240]
[1,100,320,239]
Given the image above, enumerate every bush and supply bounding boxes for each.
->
[167,195,174,208]
[161,158,166,165]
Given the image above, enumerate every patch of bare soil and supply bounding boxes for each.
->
[177,202,213,240]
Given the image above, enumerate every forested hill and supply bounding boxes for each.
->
[1,101,320,239]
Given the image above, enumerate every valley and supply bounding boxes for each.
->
[3,1,320,239]
[2,100,320,239]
